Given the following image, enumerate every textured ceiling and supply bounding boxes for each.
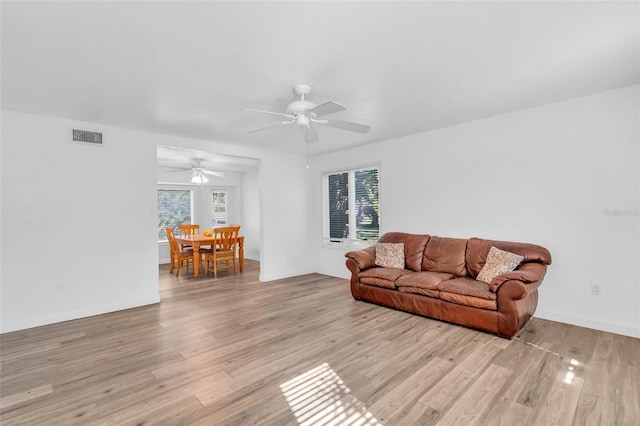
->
[2,1,639,162]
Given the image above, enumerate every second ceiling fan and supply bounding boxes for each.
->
[164,159,224,184]
[241,83,370,144]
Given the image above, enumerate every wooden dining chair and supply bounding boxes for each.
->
[214,225,241,238]
[177,224,200,250]
[204,226,239,278]
[177,224,200,236]
[212,225,240,253]
[166,227,194,276]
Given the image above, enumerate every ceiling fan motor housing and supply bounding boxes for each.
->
[287,83,316,118]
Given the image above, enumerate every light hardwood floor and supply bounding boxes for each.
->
[1,260,639,425]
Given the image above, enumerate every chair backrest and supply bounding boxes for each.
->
[214,225,240,235]
[178,224,200,237]
[165,227,180,254]
[214,226,239,252]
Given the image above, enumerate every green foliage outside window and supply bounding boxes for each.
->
[354,169,380,241]
[158,189,192,240]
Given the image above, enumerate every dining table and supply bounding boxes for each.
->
[175,234,245,278]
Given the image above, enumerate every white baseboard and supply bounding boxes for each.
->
[159,254,258,265]
[259,268,316,282]
[313,266,350,280]
[244,253,260,261]
[0,295,161,334]
[534,309,640,338]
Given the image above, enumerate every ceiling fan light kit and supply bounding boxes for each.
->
[191,172,209,184]
[241,83,370,144]
[296,115,310,127]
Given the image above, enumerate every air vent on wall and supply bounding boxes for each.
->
[71,128,104,146]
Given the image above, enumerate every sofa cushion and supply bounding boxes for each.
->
[396,271,455,290]
[375,243,405,268]
[438,277,497,310]
[378,232,430,272]
[359,267,411,289]
[466,237,552,278]
[398,287,440,298]
[438,277,497,300]
[439,292,497,310]
[476,246,524,284]
[421,236,468,276]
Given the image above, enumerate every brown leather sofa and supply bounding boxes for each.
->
[345,232,552,338]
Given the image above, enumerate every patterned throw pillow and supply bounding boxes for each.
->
[375,243,405,269]
[476,246,524,284]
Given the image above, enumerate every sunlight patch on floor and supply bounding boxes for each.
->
[280,363,381,426]
[564,358,579,385]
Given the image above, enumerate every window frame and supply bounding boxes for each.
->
[322,163,381,248]
[157,185,194,242]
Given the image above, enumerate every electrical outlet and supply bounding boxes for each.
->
[591,283,601,296]
[59,282,69,292]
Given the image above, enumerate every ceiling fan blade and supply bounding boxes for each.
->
[306,101,346,118]
[321,119,370,134]
[163,167,191,172]
[303,124,319,144]
[240,108,292,118]
[246,119,294,134]
[201,170,225,177]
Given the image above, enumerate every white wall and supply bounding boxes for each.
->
[1,111,160,332]
[242,168,261,260]
[310,85,640,338]
[258,155,314,281]
[1,109,312,333]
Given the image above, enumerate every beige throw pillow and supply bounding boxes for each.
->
[375,243,405,269]
[476,246,524,284]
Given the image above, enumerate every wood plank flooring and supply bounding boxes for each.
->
[1,260,639,425]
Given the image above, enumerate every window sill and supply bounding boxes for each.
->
[323,239,377,250]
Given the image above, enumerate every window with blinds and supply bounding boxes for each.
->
[157,188,193,241]
[324,165,380,246]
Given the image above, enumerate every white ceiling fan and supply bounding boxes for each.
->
[164,159,225,183]
[241,83,370,144]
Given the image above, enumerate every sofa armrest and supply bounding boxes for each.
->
[345,246,376,301]
[490,262,547,293]
[345,246,376,271]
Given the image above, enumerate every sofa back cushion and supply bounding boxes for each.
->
[466,237,553,278]
[378,232,430,272]
[421,236,468,276]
